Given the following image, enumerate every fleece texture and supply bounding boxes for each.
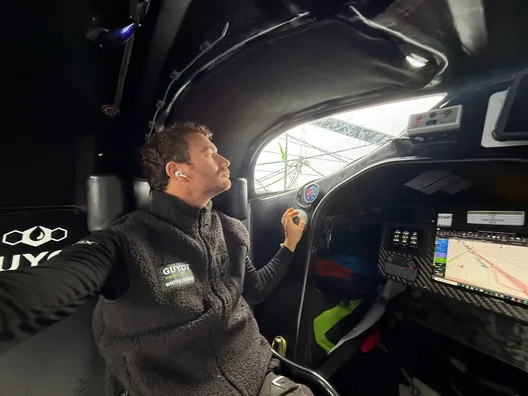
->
[92,191,272,396]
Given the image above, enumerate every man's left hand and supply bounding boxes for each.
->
[281,208,306,252]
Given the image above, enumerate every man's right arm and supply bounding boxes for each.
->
[0,230,121,354]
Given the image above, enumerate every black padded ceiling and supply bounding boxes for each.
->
[169,20,436,175]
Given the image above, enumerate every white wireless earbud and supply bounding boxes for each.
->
[175,171,188,178]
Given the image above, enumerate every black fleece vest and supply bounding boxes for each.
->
[92,192,272,396]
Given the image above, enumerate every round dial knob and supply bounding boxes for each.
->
[294,209,309,235]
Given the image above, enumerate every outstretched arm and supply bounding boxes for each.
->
[0,230,121,354]
[243,208,306,304]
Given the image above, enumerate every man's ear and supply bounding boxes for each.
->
[166,162,183,181]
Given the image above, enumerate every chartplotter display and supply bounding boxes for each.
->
[432,230,528,306]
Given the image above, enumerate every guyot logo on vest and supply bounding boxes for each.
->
[160,263,195,289]
[0,226,68,271]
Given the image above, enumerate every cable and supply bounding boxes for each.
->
[322,215,356,251]
[286,167,302,190]
[347,5,449,84]
[148,12,311,139]
[324,217,334,251]
[256,145,371,166]
[113,35,135,110]
[258,164,300,190]
[305,163,324,177]
[146,22,230,139]
[284,134,351,163]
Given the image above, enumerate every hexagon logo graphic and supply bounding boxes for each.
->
[2,226,68,247]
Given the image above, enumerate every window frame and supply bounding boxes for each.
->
[245,92,449,197]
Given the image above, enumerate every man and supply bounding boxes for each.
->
[0,122,312,396]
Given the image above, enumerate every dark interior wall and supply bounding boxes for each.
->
[326,161,528,213]
[0,127,99,208]
[9,0,132,113]
[1,134,78,207]
[2,57,131,208]
[3,0,146,208]
[169,19,436,175]
[4,9,102,208]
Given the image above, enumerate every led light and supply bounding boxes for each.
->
[406,53,428,68]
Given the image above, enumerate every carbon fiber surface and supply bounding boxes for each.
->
[378,223,528,323]
[389,292,528,373]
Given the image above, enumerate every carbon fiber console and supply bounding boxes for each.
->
[378,206,528,322]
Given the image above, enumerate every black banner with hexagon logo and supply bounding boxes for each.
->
[0,207,88,271]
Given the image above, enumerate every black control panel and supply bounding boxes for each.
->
[378,206,528,322]
[385,255,417,281]
[388,228,421,251]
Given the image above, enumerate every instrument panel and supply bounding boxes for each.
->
[304,184,319,204]
[297,182,321,208]
[378,206,528,322]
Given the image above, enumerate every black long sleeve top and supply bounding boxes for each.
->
[0,228,293,354]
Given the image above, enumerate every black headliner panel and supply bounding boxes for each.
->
[169,20,436,174]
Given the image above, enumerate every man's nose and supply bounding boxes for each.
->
[218,154,230,168]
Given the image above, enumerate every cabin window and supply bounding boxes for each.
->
[254,94,447,194]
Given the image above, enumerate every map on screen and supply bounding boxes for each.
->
[433,235,528,305]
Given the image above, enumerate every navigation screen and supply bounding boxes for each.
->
[433,230,528,305]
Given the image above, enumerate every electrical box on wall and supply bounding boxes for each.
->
[407,105,462,144]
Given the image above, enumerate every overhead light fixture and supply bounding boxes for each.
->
[406,53,429,68]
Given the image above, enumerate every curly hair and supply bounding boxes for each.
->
[140,122,213,192]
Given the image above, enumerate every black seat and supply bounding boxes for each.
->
[86,174,341,396]
[86,175,249,231]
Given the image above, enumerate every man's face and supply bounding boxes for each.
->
[185,133,231,197]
